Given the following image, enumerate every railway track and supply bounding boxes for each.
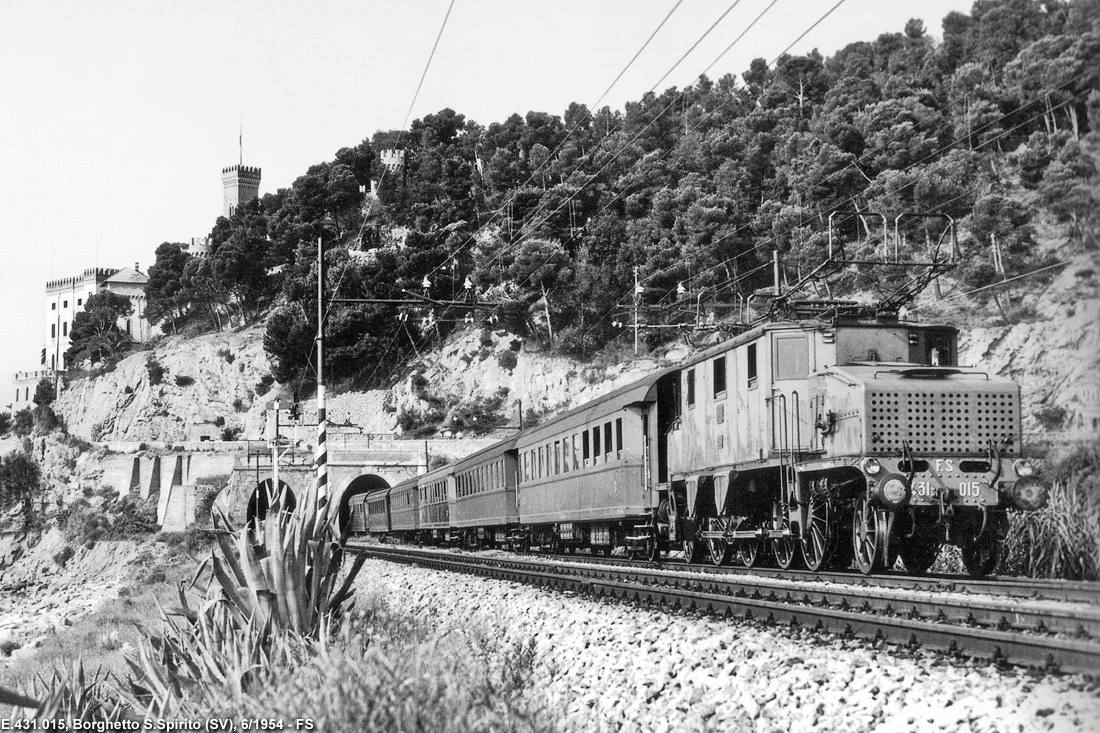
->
[349,543,1100,676]
[520,548,1100,604]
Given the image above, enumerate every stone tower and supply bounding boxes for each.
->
[221,164,261,218]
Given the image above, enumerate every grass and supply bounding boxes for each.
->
[179,589,554,732]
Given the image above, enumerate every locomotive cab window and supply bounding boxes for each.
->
[773,334,809,380]
[713,356,727,397]
[687,369,696,408]
[747,343,758,388]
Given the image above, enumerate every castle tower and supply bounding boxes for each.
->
[221,164,261,219]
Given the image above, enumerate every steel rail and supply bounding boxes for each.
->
[351,544,1100,676]
[491,546,1100,604]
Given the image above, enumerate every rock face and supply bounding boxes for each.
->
[959,253,1100,433]
[56,326,272,442]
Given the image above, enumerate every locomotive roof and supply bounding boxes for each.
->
[517,369,672,446]
[451,434,520,473]
[678,316,959,372]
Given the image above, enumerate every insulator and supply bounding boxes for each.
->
[422,276,432,290]
[464,277,474,290]
[676,282,686,299]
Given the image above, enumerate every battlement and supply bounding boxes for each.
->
[222,164,262,180]
[46,267,117,291]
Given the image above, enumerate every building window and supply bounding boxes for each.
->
[687,369,696,407]
[50,324,56,338]
[747,343,758,387]
[714,356,727,396]
[62,322,67,337]
[77,298,82,306]
[51,303,56,310]
[63,300,68,308]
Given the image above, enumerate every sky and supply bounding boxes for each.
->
[0,0,978,397]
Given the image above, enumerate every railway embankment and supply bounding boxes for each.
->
[345,558,1100,733]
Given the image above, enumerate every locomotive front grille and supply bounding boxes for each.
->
[868,390,1020,455]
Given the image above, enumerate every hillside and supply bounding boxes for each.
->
[48,247,1100,445]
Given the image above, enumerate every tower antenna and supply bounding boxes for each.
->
[239,123,243,166]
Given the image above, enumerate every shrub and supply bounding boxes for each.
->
[32,378,55,406]
[146,357,165,385]
[232,397,246,412]
[221,427,242,441]
[479,329,494,347]
[447,388,509,435]
[217,348,235,364]
[174,375,195,387]
[1000,444,1100,580]
[53,545,76,567]
[0,640,20,657]
[12,408,33,436]
[255,374,275,396]
[32,404,62,435]
[0,411,10,435]
[1034,403,1068,430]
[213,416,226,427]
[497,350,518,372]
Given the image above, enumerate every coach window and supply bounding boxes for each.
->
[592,426,601,464]
[615,418,623,457]
[687,369,696,408]
[537,447,544,478]
[573,435,580,470]
[604,421,612,457]
[774,334,809,380]
[554,441,561,474]
[714,356,727,397]
[747,343,758,388]
[582,431,590,466]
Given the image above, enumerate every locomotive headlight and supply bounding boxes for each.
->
[862,457,882,475]
[1012,459,1036,477]
[1008,476,1049,511]
[872,474,910,509]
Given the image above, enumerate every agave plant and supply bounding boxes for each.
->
[126,477,367,713]
[1,661,135,722]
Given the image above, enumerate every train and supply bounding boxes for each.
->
[350,303,1049,577]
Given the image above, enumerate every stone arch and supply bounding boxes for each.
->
[334,474,391,533]
[248,478,296,536]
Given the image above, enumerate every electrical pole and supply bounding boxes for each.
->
[633,266,642,355]
[315,233,329,516]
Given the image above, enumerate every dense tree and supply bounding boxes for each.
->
[65,291,134,368]
[144,242,193,330]
[0,453,41,528]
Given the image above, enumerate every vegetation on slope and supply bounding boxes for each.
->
[132,0,1096,399]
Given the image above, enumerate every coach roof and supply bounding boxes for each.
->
[517,369,670,447]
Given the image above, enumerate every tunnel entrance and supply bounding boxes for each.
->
[338,474,391,533]
[247,479,296,539]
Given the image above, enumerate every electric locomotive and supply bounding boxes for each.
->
[651,306,1048,576]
